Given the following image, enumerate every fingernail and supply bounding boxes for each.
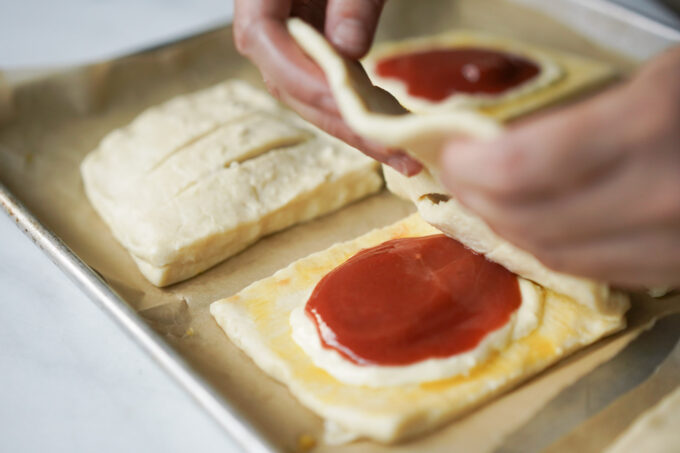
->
[405,160,423,176]
[386,154,408,174]
[331,19,368,58]
[386,154,421,176]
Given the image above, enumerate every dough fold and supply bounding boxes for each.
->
[288,18,617,314]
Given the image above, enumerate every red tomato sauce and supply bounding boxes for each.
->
[375,48,540,101]
[305,235,522,366]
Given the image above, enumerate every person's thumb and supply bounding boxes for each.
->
[325,0,386,59]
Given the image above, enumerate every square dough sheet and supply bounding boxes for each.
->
[363,30,617,121]
[210,214,628,444]
[81,80,383,286]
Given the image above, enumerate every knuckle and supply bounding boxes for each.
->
[305,90,328,111]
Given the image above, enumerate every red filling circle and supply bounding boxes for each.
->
[306,235,522,366]
[375,47,540,101]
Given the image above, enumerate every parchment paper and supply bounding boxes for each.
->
[0,1,678,452]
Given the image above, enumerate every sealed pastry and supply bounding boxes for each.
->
[81,80,382,286]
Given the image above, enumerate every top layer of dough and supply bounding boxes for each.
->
[81,80,382,285]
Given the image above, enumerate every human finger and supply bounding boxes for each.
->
[279,88,422,175]
[534,227,680,287]
[454,144,680,251]
[234,0,338,113]
[325,0,386,59]
[439,82,637,202]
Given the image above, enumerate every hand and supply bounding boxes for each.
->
[233,0,422,175]
[440,47,680,288]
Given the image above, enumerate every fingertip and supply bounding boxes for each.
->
[328,18,371,59]
[252,19,340,114]
[404,160,424,176]
[325,0,384,59]
[374,146,420,176]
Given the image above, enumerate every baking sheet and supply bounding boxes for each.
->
[1,0,679,452]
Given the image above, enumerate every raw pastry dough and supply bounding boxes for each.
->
[82,80,382,286]
[363,31,615,120]
[288,18,614,313]
[604,385,680,453]
[210,214,629,444]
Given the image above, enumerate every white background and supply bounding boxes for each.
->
[0,0,233,68]
[0,1,677,453]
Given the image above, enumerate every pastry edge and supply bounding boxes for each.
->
[90,165,383,286]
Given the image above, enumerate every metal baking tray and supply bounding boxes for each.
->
[1,1,678,452]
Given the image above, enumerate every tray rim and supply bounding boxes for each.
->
[563,0,680,40]
[0,1,678,452]
[0,182,279,453]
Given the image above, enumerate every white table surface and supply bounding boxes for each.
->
[0,2,677,453]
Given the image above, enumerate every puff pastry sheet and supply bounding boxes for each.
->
[210,214,628,444]
[364,30,616,120]
[82,80,382,286]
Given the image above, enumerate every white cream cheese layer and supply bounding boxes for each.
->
[290,278,543,387]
